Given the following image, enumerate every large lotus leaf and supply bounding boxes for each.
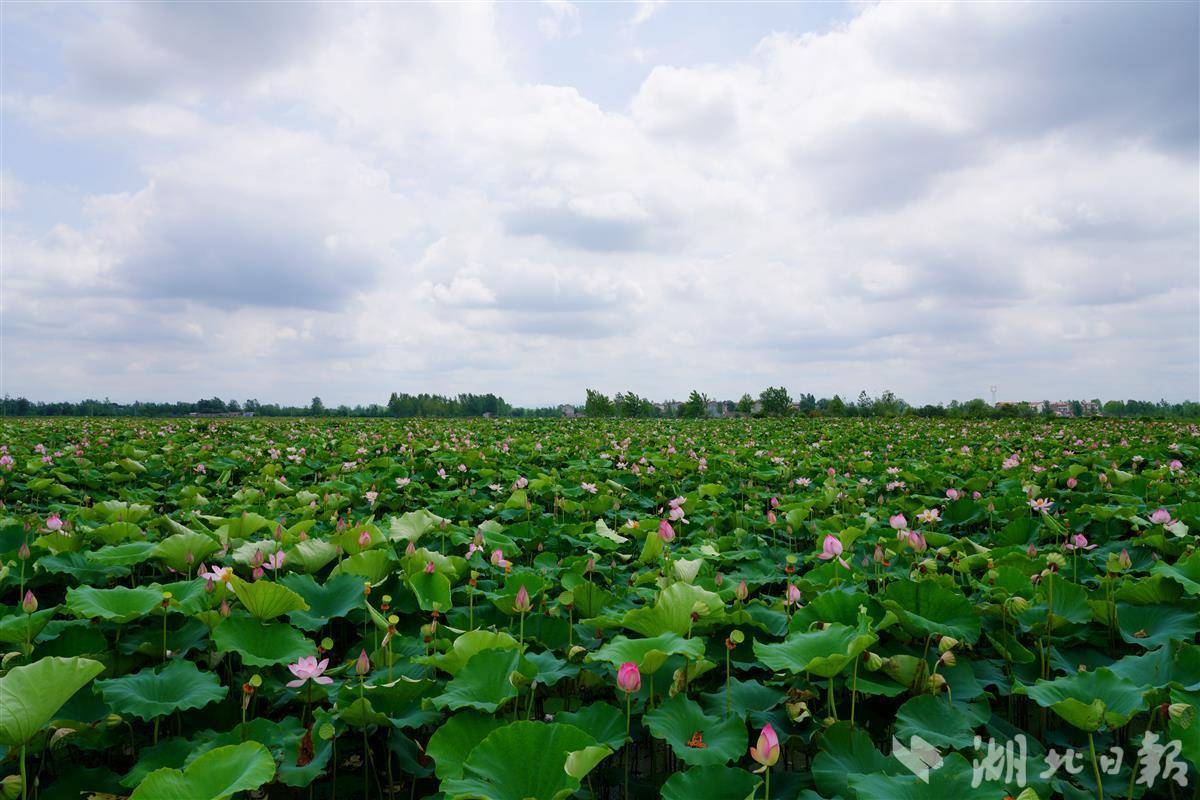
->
[129,741,275,800]
[386,510,449,544]
[432,648,523,713]
[96,660,226,721]
[1023,668,1147,731]
[1110,643,1200,690]
[212,615,316,666]
[92,500,152,524]
[0,656,105,746]
[1169,687,1200,772]
[789,589,885,630]
[699,678,786,721]
[229,576,309,620]
[644,693,748,767]
[1152,550,1200,595]
[280,573,366,630]
[588,632,705,674]
[88,541,157,566]
[660,765,760,800]
[1016,578,1093,631]
[883,580,981,643]
[549,700,624,748]
[893,695,982,749]
[427,713,507,780]
[0,607,57,645]
[284,538,339,574]
[620,582,725,637]
[847,753,1008,800]
[753,622,877,678]
[1117,603,1200,649]
[811,722,899,798]
[86,522,144,546]
[408,570,453,612]
[441,721,608,800]
[215,512,273,541]
[423,630,521,676]
[66,585,162,623]
[329,550,393,585]
[153,531,219,573]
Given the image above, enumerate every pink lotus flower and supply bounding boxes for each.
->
[617,661,641,693]
[658,519,676,543]
[357,528,372,547]
[265,551,285,570]
[1150,508,1173,525]
[423,561,435,574]
[513,585,532,613]
[946,488,960,501]
[1066,477,1078,489]
[889,514,907,530]
[749,723,780,767]
[197,563,233,590]
[818,535,849,568]
[286,656,333,688]
[766,510,777,525]
[907,530,927,553]
[1066,533,1096,551]
[490,549,511,570]
[785,583,802,607]
[1028,498,1054,512]
[45,513,63,532]
[770,497,779,508]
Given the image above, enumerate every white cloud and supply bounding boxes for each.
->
[537,0,581,40]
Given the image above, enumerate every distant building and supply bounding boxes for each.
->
[559,404,576,418]
[995,400,1101,418]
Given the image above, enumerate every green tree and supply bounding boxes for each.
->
[736,393,754,414]
[679,390,709,419]
[310,397,325,416]
[584,389,615,418]
[758,386,793,416]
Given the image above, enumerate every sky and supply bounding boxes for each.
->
[2,0,1198,408]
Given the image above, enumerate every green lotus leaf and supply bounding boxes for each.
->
[427,713,507,780]
[556,702,626,749]
[153,530,219,573]
[229,576,309,620]
[386,509,449,544]
[87,541,158,566]
[660,765,760,800]
[279,573,366,631]
[129,741,275,800]
[1152,550,1200,595]
[329,550,393,585]
[644,693,748,767]
[883,580,981,643]
[893,696,982,749]
[96,660,226,721]
[423,630,521,676]
[431,648,523,713]
[1117,603,1200,649]
[1023,667,1147,731]
[753,622,877,678]
[811,722,899,798]
[699,678,786,721]
[65,585,162,623]
[0,656,105,746]
[441,721,609,800]
[588,632,705,674]
[0,607,58,645]
[211,615,316,667]
[620,582,725,637]
[284,538,339,574]
[408,569,452,612]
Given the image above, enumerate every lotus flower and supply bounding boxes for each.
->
[907,530,927,553]
[286,656,333,688]
[45,513,63,531]
[1028,497,1054,512]
[197,563,233,590]
[658,519,676,543]
[423,561,435,574]
[749,723,780,767]
[818,534,850,568]
[354,649,371,676]
[490,549,511,570]
[265,551,285,570]
[1066,477,1078,489]
[617,662,641,693]
[513,585,532,613]
[1150,508,1173,525]
[1066,533,1096,551]
[785,583,802,607]
[889,514,907,530]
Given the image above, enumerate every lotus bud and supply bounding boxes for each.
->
[355,649,371,676]
[749,723,781,768]
[1118,549,1132,569]
[21,590,37,614]
[423,561,435,574]
[220,599,231,617]
[105,713,123,728]
[17,542,29,561]
[735,580,748,601]
[616,662,641,694]
[513,585,532,613]
[714,572,723,587]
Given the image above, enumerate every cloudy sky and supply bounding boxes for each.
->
[3,1,1197,407]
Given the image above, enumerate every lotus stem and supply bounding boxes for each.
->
[1087,731,1103,800]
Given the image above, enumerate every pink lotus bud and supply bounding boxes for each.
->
[21,590,37,614]
[785,583,802,607]
[1066,477,1078,489]
[423,561,435,574]
[616,661,641,693]
[17,541,30,561]
[658,519,676,543]
[889,514,907,530]
[355,649,371,676]
[749,723,780,767]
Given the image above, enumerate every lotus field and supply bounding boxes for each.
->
[1,417,1199,800]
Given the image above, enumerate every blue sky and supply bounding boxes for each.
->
[3,1,1197,407]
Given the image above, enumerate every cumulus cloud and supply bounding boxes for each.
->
[2,1,1196,405]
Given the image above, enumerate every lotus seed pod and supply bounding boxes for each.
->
[939,636,959,653]
[1169,703,1196,728]
[864,652,885,671]
[1046,552,1067,569]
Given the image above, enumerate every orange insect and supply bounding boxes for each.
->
[686,731,707,749]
